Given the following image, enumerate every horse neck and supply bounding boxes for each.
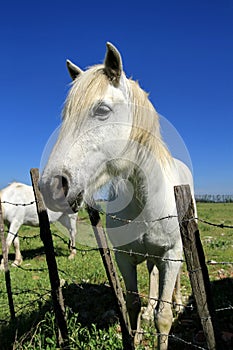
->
[128,154,168,210]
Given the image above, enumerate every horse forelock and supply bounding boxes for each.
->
[62,65,109,131]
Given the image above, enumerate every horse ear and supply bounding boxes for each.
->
[104,42,122,86]
[66,59,83,81]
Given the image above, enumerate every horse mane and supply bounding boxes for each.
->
[128,79,171,166]
[62,64,171,166]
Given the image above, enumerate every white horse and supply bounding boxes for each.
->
[39,43,195,349]
[0,182,78,268]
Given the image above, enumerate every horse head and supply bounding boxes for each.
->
[40,43,134,212]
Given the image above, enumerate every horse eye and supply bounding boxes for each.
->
[94,104,112,120]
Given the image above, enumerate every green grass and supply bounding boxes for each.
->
[0,203,232,349]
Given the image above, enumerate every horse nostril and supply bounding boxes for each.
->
[53,175,69,198]
[61,176,69,197]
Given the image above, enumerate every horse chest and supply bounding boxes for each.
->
[118,225,173,263]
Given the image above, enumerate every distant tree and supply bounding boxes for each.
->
[195,194,233,203]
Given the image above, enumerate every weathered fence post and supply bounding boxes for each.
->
[87,205,135,350]
[30,168,69,349]
[174,184,223,350]
[0,199,15,321]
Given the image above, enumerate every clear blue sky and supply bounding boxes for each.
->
[0,0,232,194]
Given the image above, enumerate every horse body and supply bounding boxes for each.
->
[106,156,193,344]
[39,43,195,349]
[0,182,78,268]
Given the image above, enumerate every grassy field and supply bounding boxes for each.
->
[0,203,232,349]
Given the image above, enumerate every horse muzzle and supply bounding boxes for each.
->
[39,173,83,213]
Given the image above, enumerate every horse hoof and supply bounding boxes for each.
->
[173,299,184,314]
[12,259,22,267]
[174,304,184,314]
[68,253,76,260]
[141,306,154,323]
[68,250,76,260]
[133,330,143,346]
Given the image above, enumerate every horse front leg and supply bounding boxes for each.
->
[142,261,158,322]
[155,260,182,350]
[172,267,183,313]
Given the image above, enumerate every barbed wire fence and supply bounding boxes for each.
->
[0,176,232,349]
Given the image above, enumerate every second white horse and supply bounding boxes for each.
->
[0,182,78,268]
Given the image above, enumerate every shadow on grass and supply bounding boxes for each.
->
[0,282,118,350]
[63,282,119,328]
[8,245,69,263]
[170,277,233,349]
[0,300,53,350]
[1,278,232,349]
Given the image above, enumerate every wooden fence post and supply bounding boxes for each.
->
[30,168,69,349]
[87,205,135,350]
[174,185,223,350]
[0,199,15,321]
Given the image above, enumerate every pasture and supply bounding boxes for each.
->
[0,202,232,349]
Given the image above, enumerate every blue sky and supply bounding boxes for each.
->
[0,0,232,194]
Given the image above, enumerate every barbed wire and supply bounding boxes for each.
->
[135,330,208,350]
[197,217,233,229]
[95,205,233,228]
[99,208,233,228]
[7,231,40,240]
[0,288,50,296]
[100,210,179,224]
[207,260,233,266]
[121,288,233,314]
[0,290,51,324]
[5,228,233,266]
[42,257,233,315]
[1,199,233,228]
[4,226,233,266]
[215,305,233,312]
[0,200,36,206]
[0,199,232,348]
[9,260,233,334]
[1,250,232,348]
[111,247,185,263]
[2,230,230,327]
